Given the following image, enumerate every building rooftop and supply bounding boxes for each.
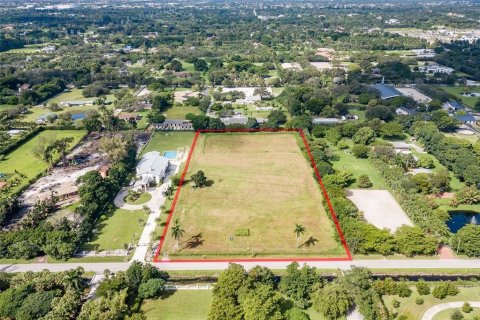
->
[136,152,169,176]
[455,114,476,122]
[372,84,403,99]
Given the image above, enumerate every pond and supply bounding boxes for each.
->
[71,112,86,121]
[447,211,480,233]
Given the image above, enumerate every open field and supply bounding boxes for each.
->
[164,105,201,119]
[23,105,98,122]
[439,86,480,108]
[141,289,328,320]
[347,189,413,232]
[82,208,147,251]
[160,133,343,258]
[142,291,213,320]
[384,286,480,320]
[0,130,86,194]
[142,132,195,156]
[332,142,388,189]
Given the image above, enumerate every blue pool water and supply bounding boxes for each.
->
[447,211,480,233]
[71,112,86,121]
[163,151,177,159]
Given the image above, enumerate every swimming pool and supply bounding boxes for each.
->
[163,151,177,159]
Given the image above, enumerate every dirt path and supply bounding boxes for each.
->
[421,301,480,320]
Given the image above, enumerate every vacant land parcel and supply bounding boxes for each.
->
[159,132,344,259]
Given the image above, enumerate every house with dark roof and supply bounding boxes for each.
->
[396,107,418,116]
[455,113,477,124]
[444,100,465,111]
[153,119,193,131]
[372,84,403,100]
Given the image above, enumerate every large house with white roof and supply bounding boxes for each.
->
[135,151,169,189]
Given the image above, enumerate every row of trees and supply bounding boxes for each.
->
[208,263,388,320]
[0,267,87,319]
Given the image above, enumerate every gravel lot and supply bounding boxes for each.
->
[347,189,413,232]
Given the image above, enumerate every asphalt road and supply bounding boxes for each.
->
[2,259,480,274]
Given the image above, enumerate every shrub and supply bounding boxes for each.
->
[357,174,372,188]
[396,282,412,298]
[416,279,430,295]
[352,144,369,158]
[462,302,473,313]
[392,300,400,308]
[415,297,424,305]
[235,229,250,237]
[451,309,464,320]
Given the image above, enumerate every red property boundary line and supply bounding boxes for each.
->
[153,128,352,263]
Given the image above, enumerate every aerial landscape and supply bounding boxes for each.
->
[1,0,480,319]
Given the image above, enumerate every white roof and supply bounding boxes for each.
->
[136,152,169,176]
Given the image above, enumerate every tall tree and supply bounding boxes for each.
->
[171,218,185,252]
[294,223,306,248]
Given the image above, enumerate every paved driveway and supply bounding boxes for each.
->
[422,301,480,320]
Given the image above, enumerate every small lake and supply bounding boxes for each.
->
[71,112,86,121]
[447,211,480,233]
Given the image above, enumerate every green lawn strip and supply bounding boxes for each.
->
[383,286,480,320]
[142,131,196,156]
[0,130,87,195]
[142,290,213,320]
[125,192,152,205]
[433,307,480,320]
[370,269,480,275]
[83,208,148,251]
[48,255,130,263]
[164,105,201,119]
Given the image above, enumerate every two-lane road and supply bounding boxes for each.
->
[2,259,480,274]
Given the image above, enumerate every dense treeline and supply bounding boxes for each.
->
[413,122,480,188]
[0,268,87,319]
[0,35,24,52]
[207,263,389,320]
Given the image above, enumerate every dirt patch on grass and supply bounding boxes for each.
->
[347,189,413,232]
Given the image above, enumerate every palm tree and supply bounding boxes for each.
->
[171,218,185,252]
[294,223,306,248]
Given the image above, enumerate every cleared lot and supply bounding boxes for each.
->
[347,189,413,232]
[161,133,343,258]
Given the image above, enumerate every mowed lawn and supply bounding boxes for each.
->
[0,130,86,194]
[82,208,147,251]
[332,142,388,189]
[161,133,342,258]
[142,291,212,320]
[142,132,195,155]
[164,105,200,119]
[383,286,480,320]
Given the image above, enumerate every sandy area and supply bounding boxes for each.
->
[347,189,413,232]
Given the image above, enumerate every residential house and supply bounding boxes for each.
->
[455,113,477,125]
[153,119,193,131]
[135,152,170,188]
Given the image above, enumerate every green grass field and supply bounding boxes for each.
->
[125,192,152,205]
[164,105,201,119]
[141,289,328,320]
[383,286,480,320]
[161,133,343,258]
[82,208,147,251]
[331,140,388,189]
[439,86,480,108]
[142,291,213,320]
[0,130,86,194]
[22,105,98,122]
[142,132,195,156]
